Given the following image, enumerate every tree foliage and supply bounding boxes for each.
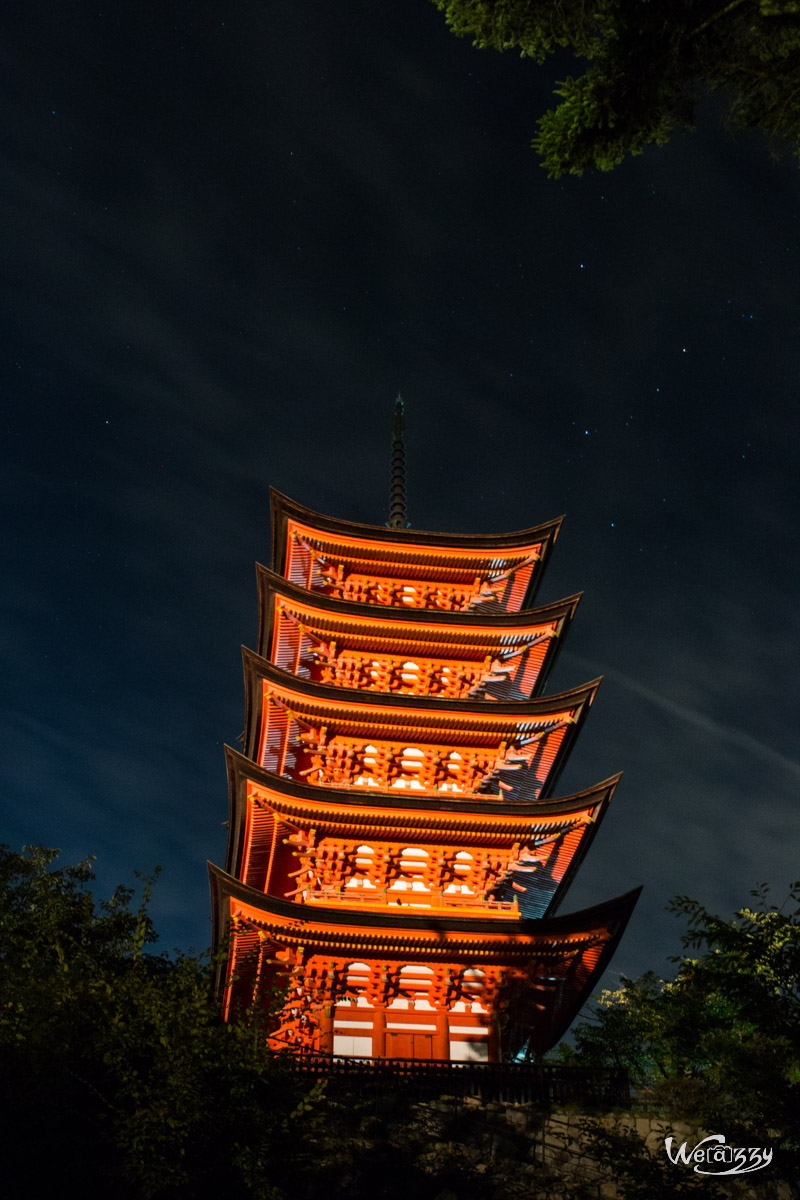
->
[432,0,800,175]
[0,845,313,1199]
[560,882,800,1181]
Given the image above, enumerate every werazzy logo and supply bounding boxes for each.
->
[665,1134,772,1176]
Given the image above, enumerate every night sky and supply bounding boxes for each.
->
[3,1,799,991]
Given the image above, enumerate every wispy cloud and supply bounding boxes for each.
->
[567,654,800,782]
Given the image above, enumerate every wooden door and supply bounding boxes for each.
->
[386,1032,433,1060]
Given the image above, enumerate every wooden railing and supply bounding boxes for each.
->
[301,888,517,917]
[286,1054,630,1107]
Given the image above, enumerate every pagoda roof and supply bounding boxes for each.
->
[269,489,563,611]
[223,744,617,915]
[210,861,640,954]
[242,649,600,802]
[256,565,581,699]
[208,862,641,1053]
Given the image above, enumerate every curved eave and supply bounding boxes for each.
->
[269,489,563,607]
[223,743,618,883]
[256,563,580,695]
[242,650,599,798]
[529,886,641,1054]
[209,866,641,1052]
[243,647,600,735]
[210,860,641,954]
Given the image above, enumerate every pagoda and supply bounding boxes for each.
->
[210,400,639,1062]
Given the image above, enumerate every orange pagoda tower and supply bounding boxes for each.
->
[210,400,639,1062]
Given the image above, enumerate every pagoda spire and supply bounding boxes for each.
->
[387,394,408,529]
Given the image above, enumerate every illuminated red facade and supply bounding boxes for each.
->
[210,485,639,1061]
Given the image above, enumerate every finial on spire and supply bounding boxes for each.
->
[387,394,408,529]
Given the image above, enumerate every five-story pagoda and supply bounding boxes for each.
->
[210,400,639,1062]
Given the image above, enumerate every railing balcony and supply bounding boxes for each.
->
[297,886,519,918]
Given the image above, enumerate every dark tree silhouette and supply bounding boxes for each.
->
[432,1,800,176]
